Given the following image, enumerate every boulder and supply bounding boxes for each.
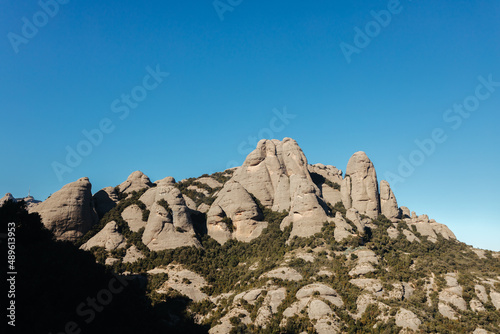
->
[29,177,98,241]
[343,152,380,219]
[80,221,126,251]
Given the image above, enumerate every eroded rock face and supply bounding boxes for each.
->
[404,214,456,242]
[121,204,146,232]
[343,152,380,219]
[395,308,421,331]
[80,221,126,251]
[379,180,400,221]
[29,177,98,241]
[207,180,265,244]
[219,138,329,240]
[123,245,145,264]
[93,186,119,218]
[118,171,153,194]
[142,178,200,251]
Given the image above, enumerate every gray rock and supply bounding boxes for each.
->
[207,180,266,244]
[80,221,126,251]
[346,208,365,233]
[344,152,380,219]
[438,302,457,320]
[142,183,200,251]
[470,298,486,312]
[387,226,399,239]
[121,204,146,232]
[118,171,153,193]
[308,299,332,319]
[296,283,343,307]
[395,308,421,331]
[123,245,145,264]
[260,267,303,281]
[231,138,329,239]
[29,177,98,241]
[490,291,500,310]
[475,285,489,303]
[402,229,420,243]
[93,186,119,217]
[400,206,411,218]
[334,212,354,242]
[379,180,400,221]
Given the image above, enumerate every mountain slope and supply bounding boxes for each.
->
[4,137,500,333]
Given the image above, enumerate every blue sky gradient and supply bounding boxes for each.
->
[1,0,499,250]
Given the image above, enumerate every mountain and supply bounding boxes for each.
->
[4,138,500,333]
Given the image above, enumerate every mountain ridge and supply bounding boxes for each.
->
[3,137,500,333]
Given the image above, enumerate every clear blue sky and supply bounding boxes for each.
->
[1,0,499,251]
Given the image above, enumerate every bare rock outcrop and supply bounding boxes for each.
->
[141,178,200,251]
[349,249,378,276]
[395,308,421,331]
[121,204,146,232]
[260,267,303,281]
[333,212,354,242]
[405,214,456,242]
[80,221,126,251]
[118,171,153,194]
[207,180,265,244]
[230,138,329,239]
[379,180,400,221]
[343,152,380,219]
[0,193,16,206]
[29,177,98,241]
[475,285,489,303]
[93,186,119,217]
[123,245,145,264]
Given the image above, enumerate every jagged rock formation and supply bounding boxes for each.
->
[211,138,330,242]
[379,180,401,221]
[8,136,499,334]
[342,151,380,219]
[140,177,200,250]
[29,177,98,241]
[80,221,126,251]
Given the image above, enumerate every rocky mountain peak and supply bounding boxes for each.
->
[29,177,98,242]
[119,170,153,193]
